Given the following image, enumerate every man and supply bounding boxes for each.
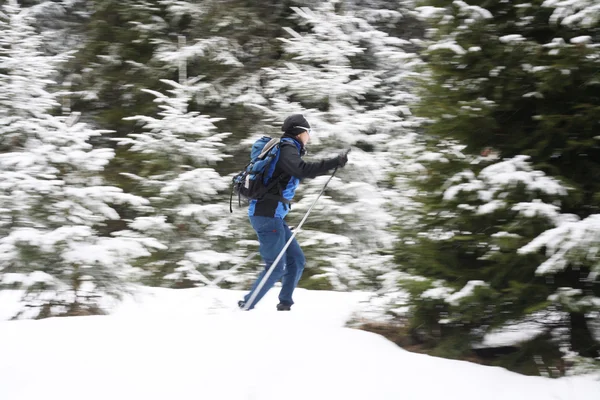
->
[239,114,348,311]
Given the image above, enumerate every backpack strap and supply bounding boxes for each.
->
[258,138,280,159]
[256,139,295,208]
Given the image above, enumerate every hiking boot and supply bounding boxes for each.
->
[276,303,292,311]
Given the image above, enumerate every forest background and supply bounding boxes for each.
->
[1,0,599,376]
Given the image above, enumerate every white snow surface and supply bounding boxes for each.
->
[0,287,599,400]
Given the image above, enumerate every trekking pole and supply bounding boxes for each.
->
[242,166,340,311]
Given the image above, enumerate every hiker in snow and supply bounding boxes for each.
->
[239,114,348,311]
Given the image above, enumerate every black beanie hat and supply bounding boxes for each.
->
[281,114,310,137]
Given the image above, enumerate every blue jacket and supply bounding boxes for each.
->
[248,136,339,219]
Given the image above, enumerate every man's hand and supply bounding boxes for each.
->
[337,148,351,168]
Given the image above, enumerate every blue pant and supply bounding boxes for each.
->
[243,216,305,309]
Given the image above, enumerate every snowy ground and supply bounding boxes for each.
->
[0,287,599,400]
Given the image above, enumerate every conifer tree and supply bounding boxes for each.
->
[70,0,305,288]
[119,79,250,287]
[252,1,422,291]
[71,0,171,138]
[71,0,302,141]
[24,0,91,56]
[402,153,570,351]
[401,0,600,364]
[0,0,160,319]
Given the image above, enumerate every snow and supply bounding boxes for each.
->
[512,200,562,223]
[129,216,170,232]
[417,152,450,163]
[443,178,485,201]
[421,285,455,300]
[479,156,567,196]
[1,287,598,400]
[523,91,544,98]
[479,320,547,348]
[519,214,600,274]
[499,34,526,44]
[453,1,493,20]
[545,38,567,50]
[428,41,467,55]
[492,231,522,239]
[544,0,600,27]
[571,35,592,44]
[446,280,488,305]
[186,250,234,266]
[477,199,506,215]
[416,6,445,19]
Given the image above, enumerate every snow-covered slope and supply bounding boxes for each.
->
[0,287,598,400]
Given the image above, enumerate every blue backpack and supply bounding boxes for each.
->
[230,136,289,212]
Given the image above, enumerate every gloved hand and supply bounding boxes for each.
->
[337,149,350,168]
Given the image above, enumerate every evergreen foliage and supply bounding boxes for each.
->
[118,79,252,287]
[0,0,596,375]
[401,0,600,365]
[0,0,162,319]
[252,1,423,291]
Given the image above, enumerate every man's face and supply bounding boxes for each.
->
[298,130,310,146]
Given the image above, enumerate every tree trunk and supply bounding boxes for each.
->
[570,312,600,358]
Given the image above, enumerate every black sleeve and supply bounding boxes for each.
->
[278,143,339,179]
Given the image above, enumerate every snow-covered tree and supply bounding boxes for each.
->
[247,2,423,291]
[25,0,91,56]
[535,2,600,353]
[119,79,255,287]
[68,0,307,289]
[0,1,160,319]
[401,153,570,342]
[403,0,600,367]
[70,0,172,138]
[71,0,302,141]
